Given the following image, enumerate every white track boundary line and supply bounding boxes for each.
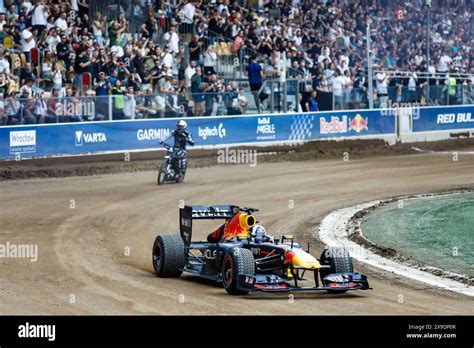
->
[317,200,474,297]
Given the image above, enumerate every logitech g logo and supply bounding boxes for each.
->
[198,123,227,140]
[218,123,226,138]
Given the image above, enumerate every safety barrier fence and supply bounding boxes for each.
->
[0,85,300,126]
[1,104,472,160]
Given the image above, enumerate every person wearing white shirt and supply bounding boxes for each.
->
[21,29,36,59]
[54,12,68,31]
[376,72,389,107]
[30,0,48,33]
[331,70,345,110]
[45,29,61,53]
[180,2,195,24]
[21,1,33,13]
[110,39,124,58]
[180,2,196,40]
[0,56,10,74]
[217,3,229,17]
[184,61,197,88]
[408,72,418,102]
[203,45,217,75]
[438,52,452,73]
[124,87,138,119]
[161,49,174,71]
[342,70,353,107]
[164,25,180,54]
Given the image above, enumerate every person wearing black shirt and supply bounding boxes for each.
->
[188,35,202,64]
[132,50,145,79]
[141,17,158,39]
[20,63,36,85]
[56,35,71,72]
[74,47,93,87]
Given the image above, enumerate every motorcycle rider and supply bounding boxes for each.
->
[160,119,194,178]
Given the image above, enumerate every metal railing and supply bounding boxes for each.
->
[0,79,302,126]
[330,84,474,111]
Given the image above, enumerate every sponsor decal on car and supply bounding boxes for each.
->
[10,130,36,154]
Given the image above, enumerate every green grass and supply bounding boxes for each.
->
[361,193,474,277]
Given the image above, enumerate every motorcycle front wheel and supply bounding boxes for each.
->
[157,162,168,185]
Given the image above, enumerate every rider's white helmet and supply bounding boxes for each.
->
[177,119,187,130]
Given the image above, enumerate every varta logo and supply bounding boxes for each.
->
[75,131,107,146]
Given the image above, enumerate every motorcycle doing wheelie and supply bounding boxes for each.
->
[157,142,188,185]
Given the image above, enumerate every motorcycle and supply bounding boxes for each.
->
[157,142,187,185]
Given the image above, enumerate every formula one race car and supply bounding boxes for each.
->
[152,205,370,295]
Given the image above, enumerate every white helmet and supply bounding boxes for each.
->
[176,119,187,130]
[249,225,269,243]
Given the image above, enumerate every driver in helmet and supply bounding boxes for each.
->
[160,119,194,177]
[249,224,274,243]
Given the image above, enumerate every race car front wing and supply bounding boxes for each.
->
[237,272,371,293]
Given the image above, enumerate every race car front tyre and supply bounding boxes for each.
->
[153,235,185,277]
[319,247,353,293]
[222,248,255,295]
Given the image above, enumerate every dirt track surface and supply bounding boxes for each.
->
[2,138,474,180]
[1,150,474,315]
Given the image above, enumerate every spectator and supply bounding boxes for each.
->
[124,86,138,119]
[246,56,263,111]
[91,12,105,47]
[331,70,344,110]
[203,45,217,75]
[111,80,125,120]
[234,88,249,114]
[188,35,202,64]
[164,25,180,54]
[305,91,319,112]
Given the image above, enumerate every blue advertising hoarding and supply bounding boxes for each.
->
[413,105,474,132]
[1,109,396,160]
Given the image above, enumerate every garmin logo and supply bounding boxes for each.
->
[75,131,107,146]
[18,322,55,342]
[198,123,226,140]
[137,128,171,141]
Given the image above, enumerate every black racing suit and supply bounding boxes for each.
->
[166,129,194,176]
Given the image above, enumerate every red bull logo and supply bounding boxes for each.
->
[320,116,348,134]
[348,114,369,133]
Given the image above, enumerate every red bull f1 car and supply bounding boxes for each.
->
[152,205,371,295]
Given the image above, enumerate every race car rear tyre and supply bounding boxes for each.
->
[153,235,185,277]
[319,247,353,293]
[222,248,255,295]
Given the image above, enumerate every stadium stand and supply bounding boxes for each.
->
[0,0,472,124]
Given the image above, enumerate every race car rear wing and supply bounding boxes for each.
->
[179,205,239,245]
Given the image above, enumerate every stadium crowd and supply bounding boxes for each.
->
[0,0,472,124]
